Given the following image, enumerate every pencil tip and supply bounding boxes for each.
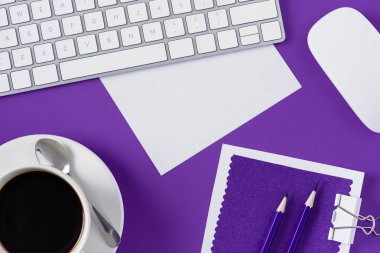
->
[285,192,288,197]
[314,182,319,191]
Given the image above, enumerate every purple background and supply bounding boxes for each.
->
[212,156,351,253]
[0,0,379,252]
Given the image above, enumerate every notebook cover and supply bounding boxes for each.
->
[211,155,352,253]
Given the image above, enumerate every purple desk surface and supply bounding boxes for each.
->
[0,0,379,252]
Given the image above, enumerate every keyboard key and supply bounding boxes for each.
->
[9,4,30,24]
[62,16,83,35]
[99,30,120,50]
[98,0,116,7]
[127,3,148,23]
[241,34,260,45]
[239,25,258,36]
[171,0,191,14]
[193,0,213,10]
[40,20,62,40]
[52,0,74,16]
[34,43,55,63]
[217,29,238,49]
[0,74,10,93]
[216,0,235,6]
[149,0,170,19]
[56,39,77,59]
[11,70,32,90]
[0,0,15,5]
[19,24,40,44]
[0,8,9,27]
[120,26,141,46]
[230,0,278,25]
[74,0,95,11]
[77,35,98,54]
[106,7,127,27]
[164,18,185,38]
[168,38,194,59]
[84,11,105,31]
[0,28,18,48]
[186,14,207,34]
[12,47,33,67]
[32,64,59,86]
[195,34,216,54]
[60,43,168,80]
[239,25,260,45]
[208,9,228,29]
[142,22,163,42]
[31,0,52,20]
[261,21,282,41]
[0,52,11,70]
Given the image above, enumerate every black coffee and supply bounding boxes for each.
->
[0,171,84,253]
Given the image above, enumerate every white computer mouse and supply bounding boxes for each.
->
[308,7,380,133]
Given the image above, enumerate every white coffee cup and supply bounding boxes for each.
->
[0,165,91,253]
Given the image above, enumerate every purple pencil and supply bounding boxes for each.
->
[260,194,288,253]
[286,184,318,253]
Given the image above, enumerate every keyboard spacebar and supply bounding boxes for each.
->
[60,43,167,80]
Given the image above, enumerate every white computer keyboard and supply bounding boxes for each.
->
[0,0,285,97]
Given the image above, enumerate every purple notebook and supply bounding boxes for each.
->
[210,155,353,253]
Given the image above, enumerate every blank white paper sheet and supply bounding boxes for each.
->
[101,46,301,175]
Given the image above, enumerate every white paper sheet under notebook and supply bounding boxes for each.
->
[101,46,301,175]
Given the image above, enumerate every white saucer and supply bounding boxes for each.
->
[0,135,124,253]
